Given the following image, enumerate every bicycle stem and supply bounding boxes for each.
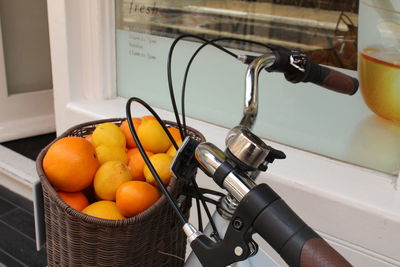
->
[238,52,276,130]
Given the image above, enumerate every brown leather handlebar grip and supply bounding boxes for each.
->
[284,59,359,95]
[319,68,359,95]
[300,238,352,267]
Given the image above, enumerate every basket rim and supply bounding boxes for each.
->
[36,118,204,227]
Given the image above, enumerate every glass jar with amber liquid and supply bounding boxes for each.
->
[358,0,400,123]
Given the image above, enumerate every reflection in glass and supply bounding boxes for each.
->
[345,115,400,175]
[116,0,359,70]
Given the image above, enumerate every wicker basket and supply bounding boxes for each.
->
[36,118,205,267]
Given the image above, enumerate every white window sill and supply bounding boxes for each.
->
[0,145,38,200]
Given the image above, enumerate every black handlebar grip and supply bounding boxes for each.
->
[252,197,351,267]
[284,60,359,95]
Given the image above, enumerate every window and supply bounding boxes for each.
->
[115,0,399,175]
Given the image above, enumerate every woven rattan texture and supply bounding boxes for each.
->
[36,118,205,267]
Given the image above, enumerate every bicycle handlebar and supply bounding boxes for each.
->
[240,53,276,129]
[284,58,359,95]
[300,238,351,266]
[172,46,358,267]
[265,47,359,95]
[240,49,359,131]
[248,184,351,267]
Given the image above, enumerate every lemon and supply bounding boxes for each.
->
[137,119,171,153]
[166,139,182,158]
[82,200,125,220]
[144,153,173,186]
[92,122,126,148]
[93,161,132,200]
[95,145,128,165]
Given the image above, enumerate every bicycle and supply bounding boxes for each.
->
[126,34,358,267]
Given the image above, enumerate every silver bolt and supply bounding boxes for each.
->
[234,246,243,256]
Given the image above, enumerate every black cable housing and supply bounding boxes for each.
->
[125,97,186,224]
[177,37,274,134]
[167,34,239,140]
[165,34,277,240]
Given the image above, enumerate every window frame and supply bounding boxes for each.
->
[47,1,400,265]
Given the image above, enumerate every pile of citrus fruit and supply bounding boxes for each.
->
[42,116,182,220]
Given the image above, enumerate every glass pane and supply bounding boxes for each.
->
[116,0,400,175]
[0,0,53,95]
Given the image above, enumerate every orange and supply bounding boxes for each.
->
[120,118,142,148]
[168,127,182,143]
[85,134,93,144]
[166,128,183,157]
[43,136,99,192]
[141,115,156,121]
[137,119,171,153]
[82,200,125,220]
[116,181,160,217]
[127,148,136,159]
[57,191,89,211]
[127,148,153,181]
[143,153,173,186]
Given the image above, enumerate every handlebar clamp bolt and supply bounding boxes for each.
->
[232,217,243,230]
[234,246,244,256]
